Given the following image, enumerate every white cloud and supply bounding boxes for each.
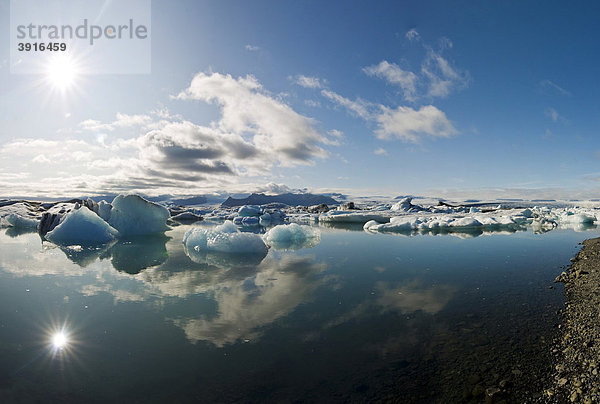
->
[0,71,343,196]
[540,80,571,96]
[328,129,344,139]
[255,182,293,194]
[374,147,388,156]
[322,90,455,143]
[32,154,51,163]
[177,72,328,165]
[405,28,420,41]
[245,44,260,51]
[421,48,469,98]
[363,61,418,102]
[79,113,152,132]
[304,99,321,107]
[375,105,456,142]
[545,107,559,122]
[364,37,468,101]
[321,89,372,119]
[292,75,326,89]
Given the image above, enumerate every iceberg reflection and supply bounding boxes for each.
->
[110,235,170,274]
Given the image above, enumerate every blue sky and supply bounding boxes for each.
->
[1,0,600,199]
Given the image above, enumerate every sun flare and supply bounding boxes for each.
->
[52,331,68,349]
[46,55,79,91]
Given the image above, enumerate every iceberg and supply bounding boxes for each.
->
[263,223,321,250]
[110,235,169,274]
[3,213,38,229]
[170,211,203,223]
[108,195,170,236]
[230,205,285,227]
[319,210,392,224]
[183,221,268,255]
[46,207,119,245]
[364,211,526,234]
[97,200,113,222]
[390,197,421,212]
[237,205,262,217]
[259,213,271,226]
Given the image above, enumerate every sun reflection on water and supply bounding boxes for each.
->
[52,331,68,349]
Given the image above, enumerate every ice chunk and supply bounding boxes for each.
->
[108,195,170,236]
[97,200,112,221]
[237,205,262,217]
[263,223,321,250]
[450,217,482,228]
[183,221,268,255]
[170,212,203,222]
[559,212,596,225]
[4,213,38,229]
[46,207,119,245]
[319,210,392,224]
[518,208,533,218]
[259,213,272,226]
[391,197,415,212]
[214,221,239,233]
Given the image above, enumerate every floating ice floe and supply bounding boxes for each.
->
[183,221,268,255]
[108,195,170,236]
[183,221,268,267]
[237,205,262,217]
[46,206,119,245]
[363,206,599,235]
[263,223,321,250]
[230,205,285,227]
[390,197,423,213]
[318,210,392,224]
[170,211,204,223]
[0,202,42,229]
[3,213,39,229]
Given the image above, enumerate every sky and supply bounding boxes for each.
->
[1,0,600,199]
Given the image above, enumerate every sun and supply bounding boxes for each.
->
[46,54,80,91]
[52,331,68,349]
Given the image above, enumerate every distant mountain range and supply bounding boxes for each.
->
[221,193,340,207]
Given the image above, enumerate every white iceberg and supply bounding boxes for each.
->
[183,221,268,255]
[108,195,170,236]
[46,207,119,245]
[3,213,39,229]
[318,210,392,224]
[97,200,113,222]
[364,211,527,234]
[237,205,262,217]
[391,197,420,212]
[263,223,321,250]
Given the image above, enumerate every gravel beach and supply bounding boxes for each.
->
[548,237,600,403]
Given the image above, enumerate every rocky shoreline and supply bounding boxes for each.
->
[547,237,600,403]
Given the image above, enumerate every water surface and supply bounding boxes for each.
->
[0,224,596,402]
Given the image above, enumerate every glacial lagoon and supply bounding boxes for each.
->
[0,222,596,402]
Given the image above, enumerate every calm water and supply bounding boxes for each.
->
[0,223,597,403]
